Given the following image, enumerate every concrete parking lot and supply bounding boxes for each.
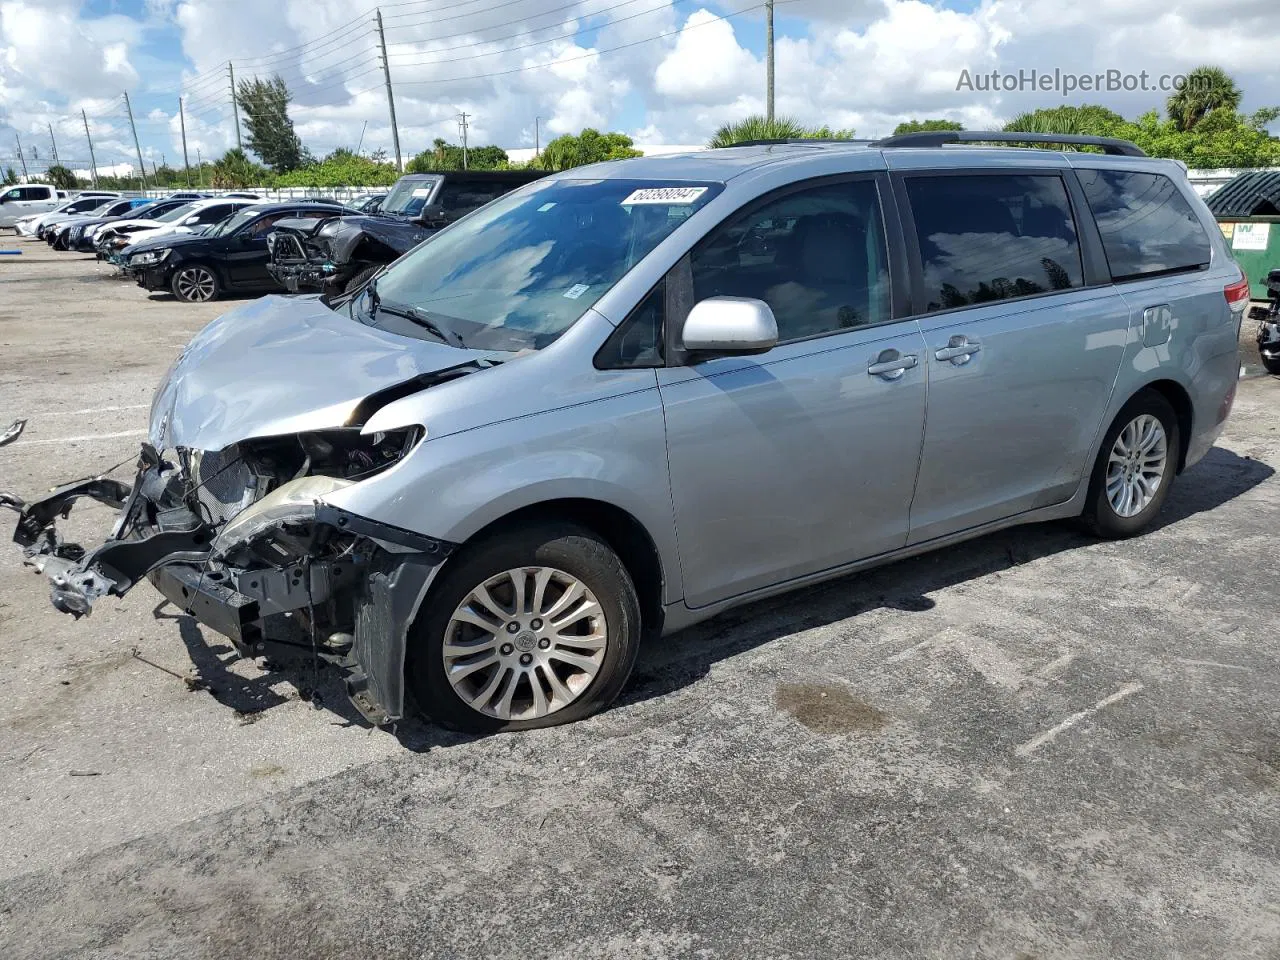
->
[1,236,1279,959]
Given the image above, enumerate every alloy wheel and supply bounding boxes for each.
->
[174,266,216,302]
[442,566,609,721]
[1105,413,1168,518]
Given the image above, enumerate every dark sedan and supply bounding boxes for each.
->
[124,201,355,302]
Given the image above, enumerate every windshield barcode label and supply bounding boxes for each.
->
[622,187,707,205]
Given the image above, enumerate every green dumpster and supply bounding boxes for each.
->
[1206,171,1280,300]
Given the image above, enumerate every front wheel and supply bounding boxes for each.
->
[408,523,642,733]
[170,264,220,303]
[1262,354,1280,376]
[1081,390,1180,539]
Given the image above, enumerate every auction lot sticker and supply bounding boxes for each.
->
[622,187,708,205]
[1232,221,1270,251]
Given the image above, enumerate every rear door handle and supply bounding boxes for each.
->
[934,335,981,365]
[867,350,919,381]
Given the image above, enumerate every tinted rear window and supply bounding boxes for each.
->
[1078,170,1211,281]
[906,174,1084,312]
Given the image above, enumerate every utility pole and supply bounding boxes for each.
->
[228,61,242,151]
[123,91,148,189]
[375,9,403,170]
[82,109,99,187]
[534,116,540,157]
[196,147,204,187]
[48,123,59,163]
[765,0,775,122]
[457,112,470,170]
[15,134,28,180]
[179,97,191,186]
[356,120,368,156]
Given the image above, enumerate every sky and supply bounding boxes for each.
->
[0,0,1277,178]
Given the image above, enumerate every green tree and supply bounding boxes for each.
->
[536,129,642,169]
[235,74,304,172]
[1167,66,1243,132]
[210,148,270,188]
[2,166,16,185]
[707,115,856,148]
[44,164,80,189]
[893,118,964,135]
[1003,104,1128,136]
[406,139,509,171]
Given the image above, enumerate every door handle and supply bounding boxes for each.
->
[934,335,981,365]
[867,350,919,381]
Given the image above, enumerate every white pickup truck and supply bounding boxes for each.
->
[0,183,65,228]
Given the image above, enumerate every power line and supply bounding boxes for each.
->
[389,2,765,88]
[385,0,653,59]
[388,0,678,68]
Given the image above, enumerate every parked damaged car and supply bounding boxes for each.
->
[4,138,1244,735]
[267,171,544,295]
[124,200,353,302]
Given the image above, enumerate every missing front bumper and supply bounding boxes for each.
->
[4,446,457,725]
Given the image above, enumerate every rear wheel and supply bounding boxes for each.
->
[1263,355,1280,376]
[170,264,220,303]
[408,522,642,733]
[1081,390,1180,539]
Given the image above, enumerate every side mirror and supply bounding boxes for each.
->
[680,297,778,356]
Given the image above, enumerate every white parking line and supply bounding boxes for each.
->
[17,429,146,446]
[47,404,150,416]
[1014,682,1144,758]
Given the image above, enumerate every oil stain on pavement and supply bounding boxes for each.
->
[775,682,887,734]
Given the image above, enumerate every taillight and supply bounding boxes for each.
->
[1224,273,1251,309]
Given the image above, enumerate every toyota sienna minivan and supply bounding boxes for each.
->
[6,131,1246,733]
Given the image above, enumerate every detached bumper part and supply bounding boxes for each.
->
[7,451,458,725]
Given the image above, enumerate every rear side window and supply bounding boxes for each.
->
[906,174,1084,312]
[1078,170,1211,281]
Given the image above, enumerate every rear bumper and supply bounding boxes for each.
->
[4,446,456,725]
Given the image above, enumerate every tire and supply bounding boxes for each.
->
[407,522,642,734]
[1263,355,1280,376]
[1081,389,1181,539]
[170,263,220,303]
[342,264,381,295]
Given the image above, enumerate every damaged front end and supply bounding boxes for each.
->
[267,215,433,295]
[7,429,455,725]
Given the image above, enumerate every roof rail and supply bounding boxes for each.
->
[872,131,1147,157]
[727,138,870,147]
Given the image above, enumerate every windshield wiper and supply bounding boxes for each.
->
[377,298,465,348]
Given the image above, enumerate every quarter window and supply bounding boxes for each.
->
[690,180,891,342]
[906,174,1083,312]
[1078,169,1211,281]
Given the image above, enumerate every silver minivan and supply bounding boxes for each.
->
[7,132,1247,733]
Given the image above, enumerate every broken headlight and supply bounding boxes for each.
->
[211,475,353,558]
[130,248,171,266]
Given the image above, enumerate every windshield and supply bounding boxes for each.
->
[382,177,441,217]
[85,200,117,216]
[364,178,722,351]
[208,206,262,237]
[155,203,196,223]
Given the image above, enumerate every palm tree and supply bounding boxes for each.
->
[1167,66,1242,131]
[708,115,808,148]
[1003,104,1126,135]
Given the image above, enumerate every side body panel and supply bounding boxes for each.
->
[657,322,928,608]
[906,288,1130,543]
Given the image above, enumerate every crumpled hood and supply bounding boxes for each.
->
[149,294,496,452]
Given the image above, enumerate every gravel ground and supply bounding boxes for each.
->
[1,236,1279,959]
